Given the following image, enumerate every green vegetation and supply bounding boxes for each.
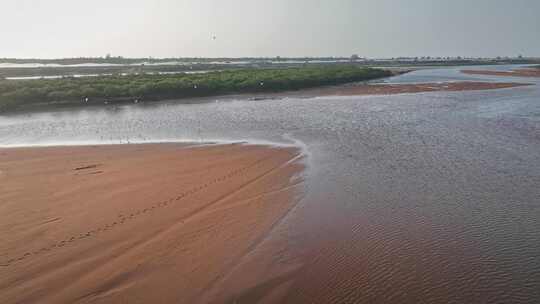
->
[0,66,391,112]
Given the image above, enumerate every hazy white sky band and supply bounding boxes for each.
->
[2,0,539,58]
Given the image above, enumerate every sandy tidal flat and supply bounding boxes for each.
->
[246,81,529,101]
[462,68,540,78]
[315,81,529,96]
[0,143,305,303]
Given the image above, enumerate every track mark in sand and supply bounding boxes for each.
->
[39,217,62,226]
[0,152,295,267]
[87,171,104,175]
[199,154,306,300]
[74,164,101,171]
[53,152,305,302]
[117,152,303,266]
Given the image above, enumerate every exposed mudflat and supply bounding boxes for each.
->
[307,81,530,96]
[462,68,540,78]
[236,80,530,103]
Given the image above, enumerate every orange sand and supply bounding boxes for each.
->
[306,82,529,96]
[0,143,305,303]
[462,68,540,78]
[247,81,529,101]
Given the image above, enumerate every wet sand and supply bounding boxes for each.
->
[0,143,305,303]
[462,68,540,78]
[311,81,530,96]
[246,81,529,101]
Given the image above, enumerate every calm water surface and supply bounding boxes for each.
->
[1,66,539,303]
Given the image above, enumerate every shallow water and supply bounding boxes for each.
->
[4,70,215,80]
[1,66,539,303]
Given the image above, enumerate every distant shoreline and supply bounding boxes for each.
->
[2,56,538,68]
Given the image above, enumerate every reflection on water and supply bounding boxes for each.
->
[1,67,539,303]
[4,70,214,80]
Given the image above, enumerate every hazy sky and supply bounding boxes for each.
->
[2,0,539,58]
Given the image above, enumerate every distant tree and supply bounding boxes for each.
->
[350,54,360,61]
